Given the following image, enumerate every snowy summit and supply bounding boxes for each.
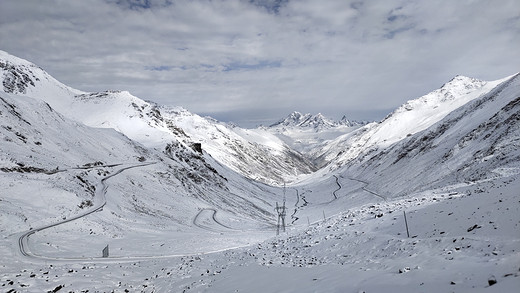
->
[270,111,367,129]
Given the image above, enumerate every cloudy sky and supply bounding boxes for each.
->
[1,0,519,126]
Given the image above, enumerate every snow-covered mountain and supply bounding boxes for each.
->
[1,50,519,292]
[0,89,281,229]
[266,111,369,157]
[0,50,314,185]
[159,107,315,184]
[0,67,287,265]
[0,92,144,173]
[339,115,370,127]
[270,112,337,129]
[312,74,516,169]
[341,73,520,197]
[270,111,367,129]
[0,50,288,265]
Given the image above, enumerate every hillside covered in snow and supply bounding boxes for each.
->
[0,50,314,185]
[1,50,519,292]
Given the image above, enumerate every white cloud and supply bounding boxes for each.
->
[1,0,519,126]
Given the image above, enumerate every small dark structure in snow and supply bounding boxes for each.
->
[191,143,202,154]
[488,276,497,286]
[102,245,109,258]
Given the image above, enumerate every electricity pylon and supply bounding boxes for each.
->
[275,201,287,235]
[275,182,287,235]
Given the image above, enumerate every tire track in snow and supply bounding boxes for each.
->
[348,177,387,201]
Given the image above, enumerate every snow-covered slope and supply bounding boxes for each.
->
[0,89,285,268]
[0,50,175,147]
[0,89,280,229]
[187,74,520,292]
[340,73,520,197]
[0,93,142,171]
[198,174,520,292]
[159,107,315,185]
[0,50,314,184]
[314,74,516,170]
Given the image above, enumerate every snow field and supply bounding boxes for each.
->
[197,173,520,292]
[1,171,517,292]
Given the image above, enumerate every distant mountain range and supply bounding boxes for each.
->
[2,49,518,187]
[269,111,369,129]
[1,50,518,189]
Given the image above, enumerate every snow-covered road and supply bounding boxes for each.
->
[16,162,156,260]
[192,208,237,231]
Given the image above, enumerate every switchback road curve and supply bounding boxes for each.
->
[192,208,237,232]
[17,162,155,259]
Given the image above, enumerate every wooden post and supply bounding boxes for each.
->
[281,201,286,233]
[102,244,109,258]
[276,202,280,236]
[403,211,410,238]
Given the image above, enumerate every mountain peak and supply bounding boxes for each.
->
[0,50,36,68]
[270,111,308,127]
[270,112,369,130]
[339,115,370,127]
[0,50,83,100]
[270,112,335,129]
[269,111,369,130]
[438,75,487,99]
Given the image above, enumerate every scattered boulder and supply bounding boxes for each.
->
[467,224,481,232]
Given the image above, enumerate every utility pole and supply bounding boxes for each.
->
[403,211,410,238]
[283,181,286,202]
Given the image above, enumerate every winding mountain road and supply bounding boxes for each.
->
[332,175,341,199]
[288,175,344,224]
[15,161,276,262]
[16,163,385,261]
[290,188,300,224]
[17,162,156,259]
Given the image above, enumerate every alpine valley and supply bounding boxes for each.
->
[1,50,519,292]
